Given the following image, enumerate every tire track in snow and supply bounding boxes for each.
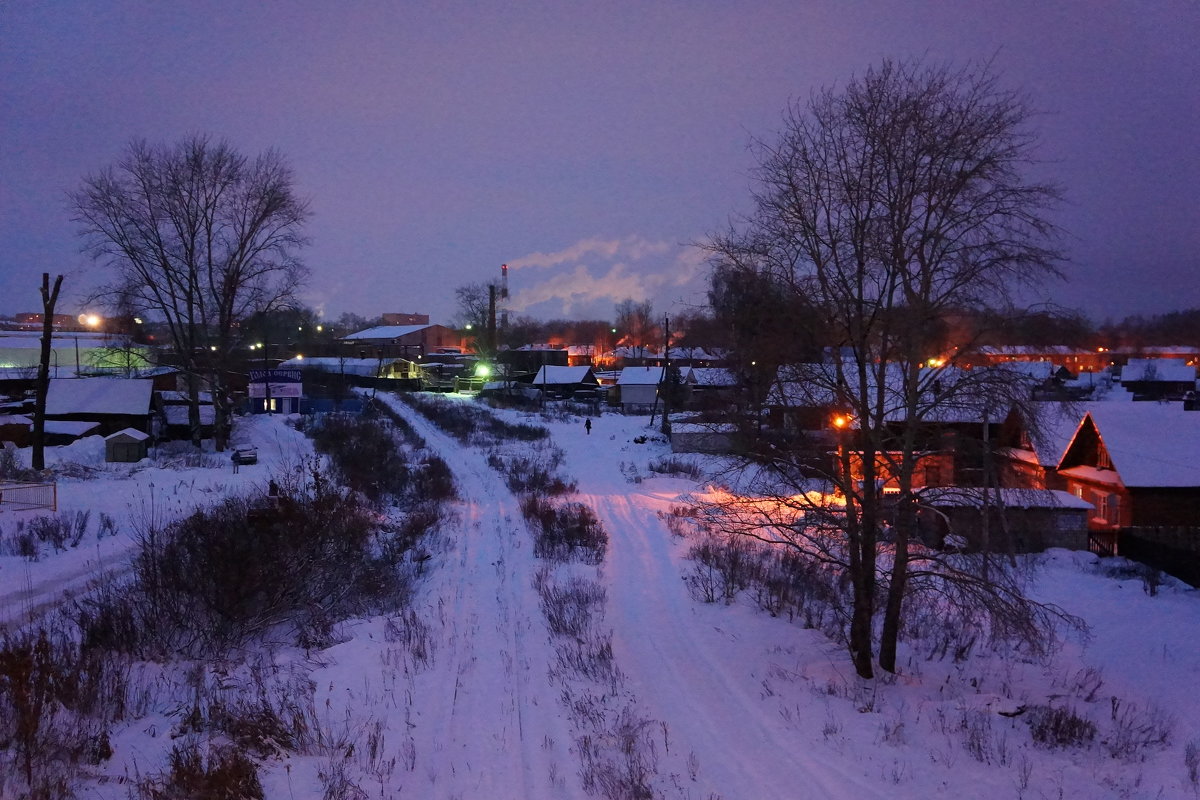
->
[383,397,580,799]
[577,486,886,799]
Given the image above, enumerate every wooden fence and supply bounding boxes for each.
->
[1118,526,1200,588]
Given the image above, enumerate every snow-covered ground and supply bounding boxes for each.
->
[1,397,1198,799]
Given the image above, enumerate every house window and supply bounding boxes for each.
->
[269,398,278,412]
[1096,448,1112,470]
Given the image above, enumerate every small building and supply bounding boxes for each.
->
[340,324,462,360]
[44,378,155,436]
[917,487,1093,552]
[1118,358,1197,401]
[529,365,601,399]
[670,422,737,454]
[105,427,150,462]
[616,366,665,411]
[247,368,303,414]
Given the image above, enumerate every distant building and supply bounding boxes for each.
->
[340,324,462,359]
[379,312,430,326]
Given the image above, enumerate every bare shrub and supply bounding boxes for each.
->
[302,412,413,503]
[521,496,607,564]
[134,740,263,800]
[0,443,41,481]
[577,707,659,800]
[75,469,404,656]
[0,629,125,795]
[385,608,435,668]
[489,448,576,496]
[1106,698,1174,760]
[1185,739,1200,790]
[647,457,703,480]
[534,569,606,638]
[686,534,756,604]
[401,392,548,445]
[1025,705,1097,749]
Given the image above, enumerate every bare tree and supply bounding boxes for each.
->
[704,59,1067,679]
[32,273,63,471]
[72,135,309,449]
[614,299,658,359]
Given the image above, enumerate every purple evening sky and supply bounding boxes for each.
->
[2,2,1197,326]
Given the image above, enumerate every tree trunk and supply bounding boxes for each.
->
[32,274,63,471]
[879,494,914,673]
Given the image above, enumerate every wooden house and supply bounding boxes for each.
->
[44,378,155,436]
[530,365,601,399]
[1056,404,1200,532]
[1118,358,1197,401]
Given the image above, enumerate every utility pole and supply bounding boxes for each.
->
[660,315,671,435]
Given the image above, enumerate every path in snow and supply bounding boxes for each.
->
[385,398,583,799]
[557,421,885,800]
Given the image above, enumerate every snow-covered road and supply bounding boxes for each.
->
[385,399,584,798]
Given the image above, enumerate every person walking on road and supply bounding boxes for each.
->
[584,418,592,435]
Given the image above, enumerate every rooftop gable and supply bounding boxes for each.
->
[1060,404,1200,488]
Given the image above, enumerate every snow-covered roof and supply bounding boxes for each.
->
[997,361,1055,380]
[1119,358,1197,384]
[686,367,738,387]
[921,487,1092,510]
[279,356,385,376]
[0,414,31,425]
[1069,404,1200,488]
[617,366,665,385]
[45,378,154,416]
[532,365,597,385]
[45,420,101,436]
[106,427,150,441]
[341,324,436,341]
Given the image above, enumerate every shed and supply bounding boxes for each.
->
[616,367,665,410]
[105,427,150,463]
[918,487,1093,552]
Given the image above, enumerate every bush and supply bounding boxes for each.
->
[0,630,125,794]
[1026,705,1096,749]
[521,496,607,565]
[488,449,575,496]
[647,457,703,479]
[135,740,263,800]
[1,511,92,560]
[75,469,409,656]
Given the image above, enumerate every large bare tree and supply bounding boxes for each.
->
[704,59,1068,679]
[72,135,309,448]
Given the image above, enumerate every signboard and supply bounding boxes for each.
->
[249,368,302,383]
[249,382,303,398]
[249,368,303,399]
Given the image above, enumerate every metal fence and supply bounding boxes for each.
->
[0,480,57,512]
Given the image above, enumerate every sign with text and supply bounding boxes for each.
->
[249,368,303,398]
[249,368,302,383]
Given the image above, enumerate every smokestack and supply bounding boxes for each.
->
[500,263,509,328]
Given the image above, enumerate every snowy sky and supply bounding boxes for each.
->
[2,1,1198,325]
